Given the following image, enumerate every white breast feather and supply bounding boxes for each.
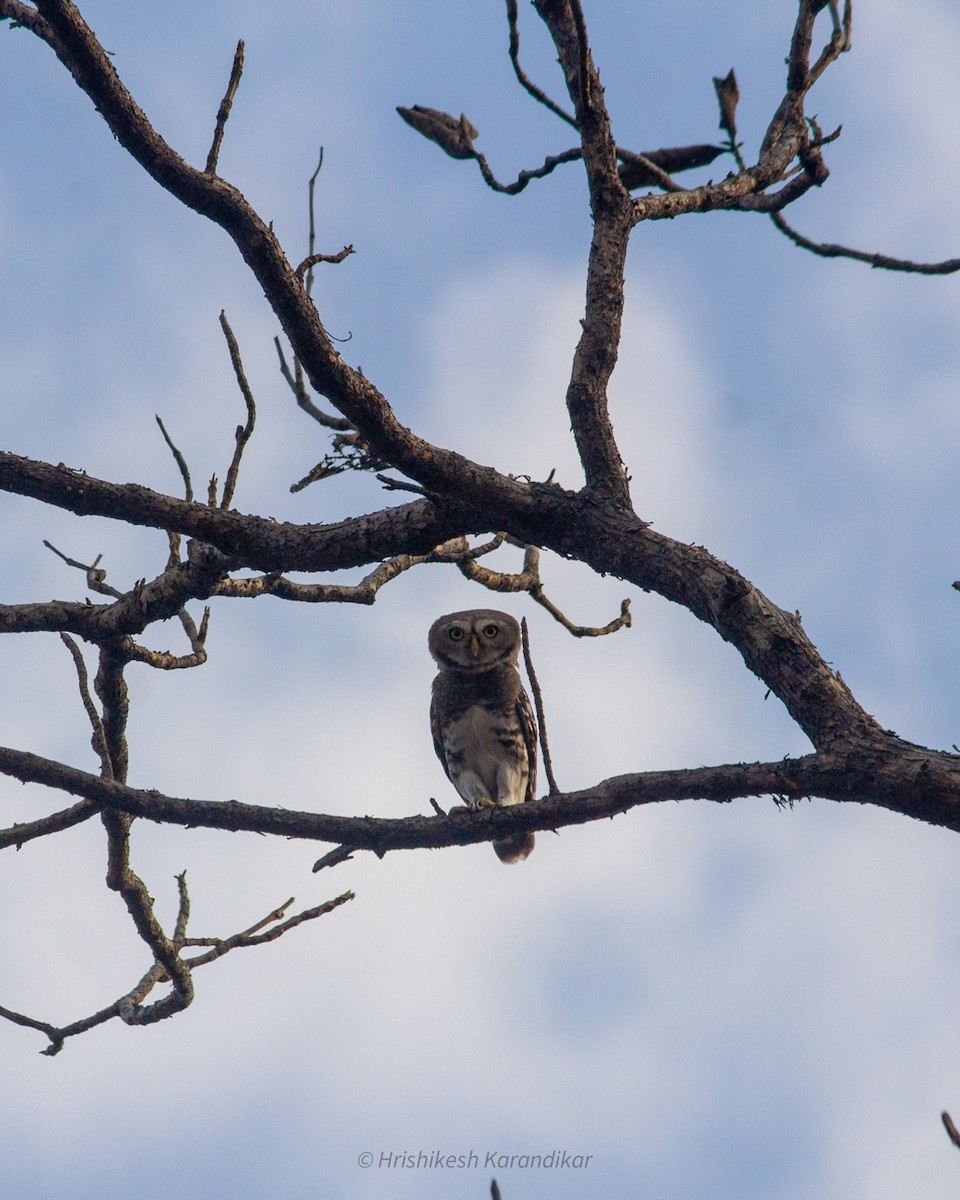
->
[443,704,527,809]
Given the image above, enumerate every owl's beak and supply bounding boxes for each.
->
[468,632,480,658]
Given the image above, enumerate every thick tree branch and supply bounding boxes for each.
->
[0,452,466,574]
[533,0,633,504]
[0,450,881,749]
[3,733,959,857]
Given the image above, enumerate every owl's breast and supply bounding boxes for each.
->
[439,701,529,808]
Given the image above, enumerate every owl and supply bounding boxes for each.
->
[429,609,538,864]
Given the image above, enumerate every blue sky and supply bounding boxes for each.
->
[3,2,960,1198]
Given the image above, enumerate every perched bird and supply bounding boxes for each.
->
[428,609,538,863]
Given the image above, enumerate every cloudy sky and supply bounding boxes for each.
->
[3,2,960,1197]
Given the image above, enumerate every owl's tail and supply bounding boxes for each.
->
[493,832,535,864]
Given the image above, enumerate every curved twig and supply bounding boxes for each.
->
[770,209,960,274]
[505,0,576,128]
[59,633,112,774]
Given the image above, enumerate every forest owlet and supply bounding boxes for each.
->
[429,609,538,864]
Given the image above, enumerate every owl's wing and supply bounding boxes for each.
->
[517,684,538,804]
[429,692,453,782]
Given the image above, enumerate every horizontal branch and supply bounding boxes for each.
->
[0,451,893,749]
[3,734,959,858]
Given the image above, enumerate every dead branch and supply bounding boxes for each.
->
[0,797,102,851]
[531,589,631,638]
[533,0,634,504]
[218,311,257,510]
[520,616,559,795]
[205,38,244,175]
[473,145,585,195]
[43,540,121,599]
[274,337,353,432]
[770,210,960,274]
[0,886,352,1054]
[505,0,576,128]
[155,415,194,503]
[60,633,111,774]
[294,244,354,279]
[4,733,960,854]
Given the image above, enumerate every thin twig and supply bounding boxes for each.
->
[473,146,583,195]
[615,148,685,193]
[274,337,352,430]
[155,415,193,502]
[43,541,123,599]
[770,210,960,274]
[205,39,244,174]
[505,0,576,128]
[531,589,632,637]
[183,893,354,965]
[59,633,112,776]
[374,474,431,495]
[0,888,351,1053]
[172,871,190,942]
[294,244,354,279]
[521,617,559,795]
[305,148,324,299]
[218,310,256,510]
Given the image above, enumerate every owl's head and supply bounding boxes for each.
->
[428,609,521,670]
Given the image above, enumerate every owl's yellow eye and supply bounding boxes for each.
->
[482,624,499,638]
[448,627,465,640]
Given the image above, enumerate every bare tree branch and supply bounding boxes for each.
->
[4,733,960,856]
[770,209,960,274]
[0,886,352,1053]
[205,38,244,175]
[218,311,257,510]
[0,797,102,851]
[520,617,560,795]
[2,0,958,1071]
[505,0,576,128]
[534,0,633,504]
[59,633,111,774]
[155,415,194,503]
